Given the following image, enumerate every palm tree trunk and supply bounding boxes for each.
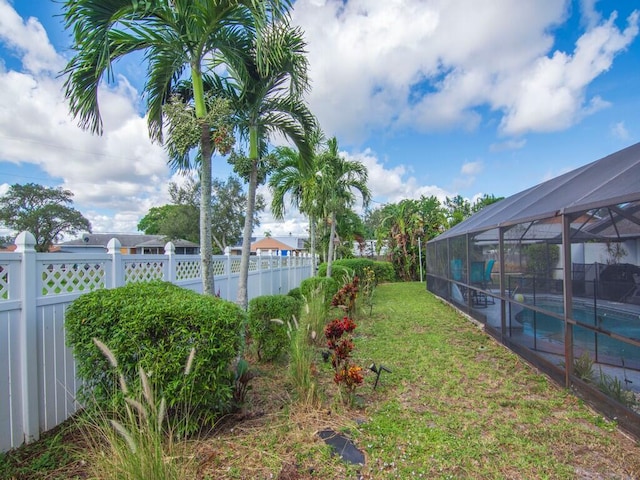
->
[309,213,317,275]
[237,126,259,310]
[193,66,215,296]
[199,122,215,296]
[326,210,337,277]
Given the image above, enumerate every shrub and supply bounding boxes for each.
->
[299,276,338,305]
[248,295,302,362]
[65,281,244,433]
[287,287,303,301]
[318,259,396,283]
[324,316,363,398]
[331,275,359,318]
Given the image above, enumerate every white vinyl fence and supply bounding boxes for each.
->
[0,232,313,453]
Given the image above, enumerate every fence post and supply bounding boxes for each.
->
[257,249,263,297]
[225,247,232,300]
[165,242,176,284]
[16,231,40,444]
[107,238,123,288]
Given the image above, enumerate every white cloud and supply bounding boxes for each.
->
[611,121,630,140]
[0,2,172,234]
[292,0,639,141]
[498,10,638,135]
[0,1,64,74]
[460,160,483,176]
[489,139,527,152]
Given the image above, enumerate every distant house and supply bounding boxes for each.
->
[228,235,308,256]
[57,233,200,255]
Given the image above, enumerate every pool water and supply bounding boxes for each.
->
[516,302,640,366]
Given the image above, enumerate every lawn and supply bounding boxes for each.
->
[2,282,639,479]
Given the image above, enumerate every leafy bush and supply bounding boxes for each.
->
[287,287,302,301]
[318,259,396,283]
[525,243,560,277]
[65,281,244,432]
[299,276,339,305]
[248,295,302,362]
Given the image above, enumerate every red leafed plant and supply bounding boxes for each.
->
[331,276,359,318]
[324,316,363,395]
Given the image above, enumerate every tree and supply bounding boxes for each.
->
[316,137,371,277]
[269,128,325,273]
[472,194,503,213]
[445,194,503,227]
[444,195,472,227]
[373,196,446,281]
[138,204,199,242]
[214,19,315,309]
[0,183,91,252]
[137,176,264,253]
[61,0,290,295]
[211,176,265,253]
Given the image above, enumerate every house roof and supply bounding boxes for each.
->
[251,237,298,252]
[59,233,198,248]
[432,142,640,242]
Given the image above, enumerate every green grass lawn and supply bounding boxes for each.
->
[1,282,639,479]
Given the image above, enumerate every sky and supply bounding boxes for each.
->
[0,0,639,240]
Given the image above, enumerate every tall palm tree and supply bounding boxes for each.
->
[209,19,316,309]
[317,137,371,277]
[269,128,324,274]
[61,0,290,295]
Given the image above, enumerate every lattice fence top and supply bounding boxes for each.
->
[124,261,164,283]
[230,258,243,274]
[41,262,105,296]
[0,264,8,300]
[212,259,227,276]
[176,260,201,280]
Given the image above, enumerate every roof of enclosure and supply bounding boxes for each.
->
[432,142,640,242]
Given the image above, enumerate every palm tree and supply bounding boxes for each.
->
[210,19,315,309]
[61,0,291,295]
[375,196,446,280]
[316,137,371,277]
[269,129,324,274]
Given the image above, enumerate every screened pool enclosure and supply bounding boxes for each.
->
[427,142,640,436]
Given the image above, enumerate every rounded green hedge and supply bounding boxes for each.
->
[299,276,339,304]
[248,294,302,361]
[65,281,245,432]
[317,259,396,283]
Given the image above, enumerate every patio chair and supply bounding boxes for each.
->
[484,259,495,285]
[470,261,488,307]
[450,259,463,282]
[484,259,495,304]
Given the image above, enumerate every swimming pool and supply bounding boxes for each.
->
[515,301,640,367]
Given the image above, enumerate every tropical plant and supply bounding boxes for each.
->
[0,183,91,252]
[324,316,363,399]
[331,274,360,318]
[214,18,316,309]
[373,196,445,281]
[61,0,291,295]
[316,137,371,277]
[269,128,326,273]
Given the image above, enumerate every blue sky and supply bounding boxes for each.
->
[0,0,638,238]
